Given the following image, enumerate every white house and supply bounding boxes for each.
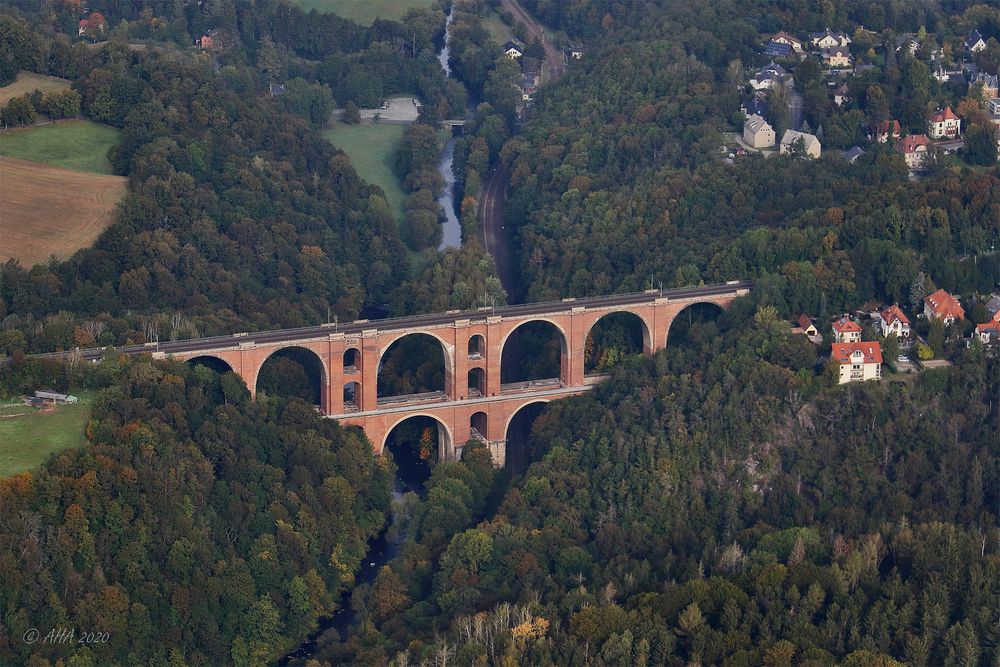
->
[928,106,961,139]
[832,341,882,384]
[751,62,792,91]
[810,28,851,48]
[967,29,987,53]
[876,304,911,340]
[503,41,523,59]
[896,134,930,170]
[831,315,862,342]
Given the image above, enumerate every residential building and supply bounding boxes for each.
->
[764,41,793,58]
[971,72,1000,100]
[896,134,930,170]
[933,67,965,84]
[967,29,987,53]
[989,98,1000,116]
[833,83,850,106]
[974,309,1000,342]
[566,44,584,59]
[770,31,804,53]
[741,92,769,118]
[743,114,776,148]
[895,33,920,56]
[811,28,851,48]
[751,62,792,91]
[503,41,523,58]
[975,320,999,343]
[196,29,220,50]
[842,146,865,163]
[797,314,819,337]
[831,341,883,384]
[928,106,961,139]
[876,304,911,340]
[924,288,965,324]
[821,46,852,67]
[268,82,285,97]
[985,295,1000,320]
[521,71,539,101]
[779,129,821,158]
[832,315,862,342]
[872,119,901,143]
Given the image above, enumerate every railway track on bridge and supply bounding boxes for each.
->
[34,281,752,362]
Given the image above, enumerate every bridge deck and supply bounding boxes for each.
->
[36,281,751,362]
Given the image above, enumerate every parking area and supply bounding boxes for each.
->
[356,96,420,123]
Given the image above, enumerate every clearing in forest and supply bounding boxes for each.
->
[323,121,407,225]
[0,391,94,477]
[0,156,127,267]
[292,0,434,25]
[0,119,121,174]
[0,71,71,106]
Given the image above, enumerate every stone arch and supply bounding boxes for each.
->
[186,354,234,375]
[343,347,361,370]
[255,345,328,406]
[664,301,726,347]
[583,310,652,374]
[504,399,552,438]
[377,331,454,399]
[470,411,488,440]
[380,412,454,460]
[468,334,485,358]
[504,399,551,474]
[499,318,569,385]
[343,381,360,410]
[467,367,486,397]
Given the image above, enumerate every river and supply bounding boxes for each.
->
[277,454,429,666]
[436,5,462,251]
[279,8,461,663]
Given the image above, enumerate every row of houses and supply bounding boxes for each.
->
[742,115,822,157]
[797,289,998,385]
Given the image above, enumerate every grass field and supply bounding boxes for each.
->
[0,391,94,477]
[482,10,516,45]
[0,72,71,106]
[292,0,434,24]
[0,119,121,174]
[0,156,128,267]
[323,121,407,225]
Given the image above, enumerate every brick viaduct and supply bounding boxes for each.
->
[75,283,750,465]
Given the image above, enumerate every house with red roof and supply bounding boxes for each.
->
[974,310,1000,343]
[928,106,961,139]
[871,119,901,143]
[831,315,862,342]
[896,134,931,171]
[832,341,883,384]
[876,304,911,340]
[923,288,965,325]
